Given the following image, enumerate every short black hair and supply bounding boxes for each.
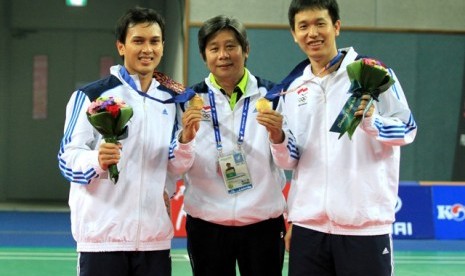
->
[115,6,165,44]
[288,0,340,30]
[198,15,248,61]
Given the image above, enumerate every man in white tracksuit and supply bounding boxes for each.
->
[266,0,418,275]
[58,7,181,276]
[169,15,287,276]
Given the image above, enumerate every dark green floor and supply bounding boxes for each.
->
[1,248,464,276]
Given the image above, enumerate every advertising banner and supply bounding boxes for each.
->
[432,186,465,239]
[171,181,187,237]
[172,182,465,240]
[393,185,435,239]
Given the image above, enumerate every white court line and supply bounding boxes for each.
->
[171,254,190,262]
[396,256,465,260]
[395,260,465,264]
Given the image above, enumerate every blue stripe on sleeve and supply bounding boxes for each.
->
[287,130,300,160]
[58,91,96,184]
[388,68,401,100]
[168,115,179,160]
[374,114,417,139]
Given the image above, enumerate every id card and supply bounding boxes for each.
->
[218,150,253,194]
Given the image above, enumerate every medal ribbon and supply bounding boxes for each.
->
[120,67,179,104]
[277,51,344,97]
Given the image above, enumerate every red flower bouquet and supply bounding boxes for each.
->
[87,96,133,184]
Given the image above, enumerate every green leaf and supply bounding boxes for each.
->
[114,107,134,136]
[346,60,363,82]
[87,112,116,137]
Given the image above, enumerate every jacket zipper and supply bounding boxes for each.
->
[323,80,332,234]
[232,100,237,226]
[135,97,147,250]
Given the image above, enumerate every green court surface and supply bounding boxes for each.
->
[0,248,464,276]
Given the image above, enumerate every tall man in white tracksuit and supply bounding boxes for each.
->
[266,0,418,275]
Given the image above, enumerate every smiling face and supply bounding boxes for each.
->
[291,8,340,66]
[204,29,249,87]
[116,22,164,78]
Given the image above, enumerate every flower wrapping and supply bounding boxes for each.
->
[330,58,395,139]
[87,96,133,184]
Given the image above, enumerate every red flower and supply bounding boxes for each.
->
[106,104,120,118]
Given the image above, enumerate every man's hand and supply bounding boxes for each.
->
[180,106,202,143]
[98,142,122,170]
[354,94,375,117]
[256,110,285,144]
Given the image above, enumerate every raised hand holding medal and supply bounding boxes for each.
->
[189,94,204,109]
[180,94,203,143]
[255,97,272,112]
[255,97,285,144]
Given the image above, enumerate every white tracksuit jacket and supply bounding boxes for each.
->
[270,47,417,235]
[169,70,287,226]
[58,65,178,252]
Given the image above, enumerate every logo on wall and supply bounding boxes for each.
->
[437,203,465,222]
[432,186,465,239]
[394,196,402,213]
[392,185,435,239]
[393,195,413,236]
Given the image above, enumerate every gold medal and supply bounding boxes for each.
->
[189,94,204,108]
[255,97,272,112]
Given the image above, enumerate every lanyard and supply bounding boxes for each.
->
[119,66,177,104]
[208,88,250,153]
[279,51,343,96]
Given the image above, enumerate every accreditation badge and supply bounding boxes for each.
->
[217,150,253,194]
